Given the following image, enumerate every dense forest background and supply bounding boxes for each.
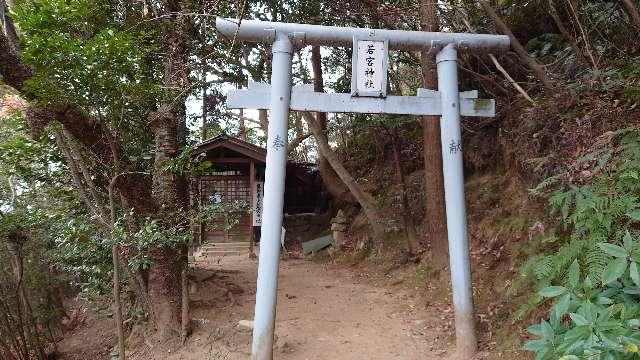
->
[3,0,640,359]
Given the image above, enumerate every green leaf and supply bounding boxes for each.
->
[523,339,548,352]
[527,324,543,336]
[540,319,554,341]
[624,231,635,251]
[539,286,567,297]
[628,319,640,329]
[584,276,593,289]
[631,262,640,287]
[554,293,571,319]
[598,242,629,258]
[569,313,590,326]
[558,356,579,360]
[568,260,580,288]
[595,296,613,305]
[593,150,613,173]
[629,211,640,221]
[601,258,628,284]
[577,148,607,164]
[563,324,591,343]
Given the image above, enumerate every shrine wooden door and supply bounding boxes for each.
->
[200,176,252,243]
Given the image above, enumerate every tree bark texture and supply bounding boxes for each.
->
[145,0,191,338]
[0,25,32,92]
[1,0,20,55]
[420,0,449,268]
[479,0,555,91]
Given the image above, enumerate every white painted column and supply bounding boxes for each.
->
[251,33,293,360]
[436,43,477,358]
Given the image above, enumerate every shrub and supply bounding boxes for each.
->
[524,128,640,359]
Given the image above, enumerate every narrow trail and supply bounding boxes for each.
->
[59,252,458,360]
[155,253,456,360]
[251,259,448,359]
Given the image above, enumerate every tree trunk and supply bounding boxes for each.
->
[258,109,268,134]
[420,0,449,268]
[180,269,190,343]
[547,0,589,66]
[303,112,386,239]
[5,240,46,359]
[479,0,555,91]
[109,179,126,360]
[239,108,247,140]
[147,96,184,339]
[146,246,183,338]
[390,127,419,254]
[621,0,640,28]
[565,0,598,70]
[0,8,32,92]
[1,0,20,55]
[54,128,110,227]
[201,61,208,142]
[145,0,190,339]
[310,46,357,204]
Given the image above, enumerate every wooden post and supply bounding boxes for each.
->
[249,159,256,256]
[199,178,205,246]
[224,179,230,243]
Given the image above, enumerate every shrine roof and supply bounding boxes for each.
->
[194,134,267,162]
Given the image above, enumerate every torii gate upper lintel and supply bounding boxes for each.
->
[216,17,510,360]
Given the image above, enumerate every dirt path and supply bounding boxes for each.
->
[261,259,448,359]
[126,253,455,360]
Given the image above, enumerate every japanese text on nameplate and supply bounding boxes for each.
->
[356,40,385,95]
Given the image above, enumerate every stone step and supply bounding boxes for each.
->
[200,250,247,257]
[202,241,251,246]
[201,243,251,250]
[201,247,250,251]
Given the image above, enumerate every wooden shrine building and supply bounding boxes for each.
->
[190,134,325,247]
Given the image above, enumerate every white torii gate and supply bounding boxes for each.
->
[216,17,510,360]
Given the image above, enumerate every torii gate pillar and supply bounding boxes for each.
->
[437,43,477,355]
[250,33,293,359]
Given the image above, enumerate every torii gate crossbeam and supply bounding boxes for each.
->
[216,17,509,360]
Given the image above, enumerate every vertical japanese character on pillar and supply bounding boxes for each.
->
[351,36,388,98]
[271,134,285,151]
[449,139,462,154]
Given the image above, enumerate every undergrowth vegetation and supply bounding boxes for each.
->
[519,128,640,359]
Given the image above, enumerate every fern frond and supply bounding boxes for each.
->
[585,245,608,285]
[533,255,553,280]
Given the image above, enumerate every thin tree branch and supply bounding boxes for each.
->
[489,54,535,103]
[62,129,107,209]
[566,0,598,70]
[53,127,110,228]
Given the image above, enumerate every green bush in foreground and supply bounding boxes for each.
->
[524,129,640,359]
